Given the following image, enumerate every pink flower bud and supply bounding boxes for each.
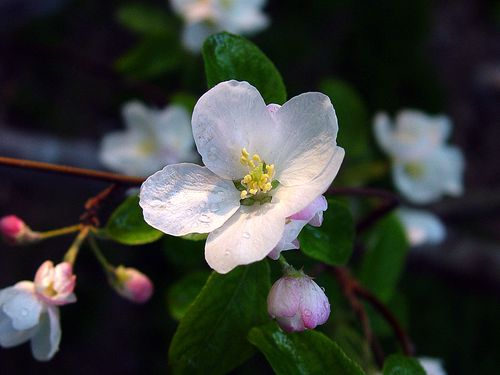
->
[114,266,153,304]
[0,215,40,245]
[34,261,77,306]
[267,272,330,332]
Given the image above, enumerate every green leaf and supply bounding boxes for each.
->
[202,32,287,104]
[171,92,198,113]
[358,213,409,302]
[320,78,373,161]
[382,354,425,375]
[106,195,163,245]
[167,271,210,321]
[248,322,365,375]
[116,3,173,36]
[115,36,181,79]
[169,261,271,375]
[180,233,208,241]
[299,199,355,265]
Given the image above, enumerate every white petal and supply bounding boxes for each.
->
[122,101,155,134]
[192,80,279,180]
[274,147,345,217]
[0,311,37,348]
[373,112,394,156]
[205,203,286,274]
[182,21,218,53]
[398,208,446,247]
[2,283,42,331]
[418,357,447,375]
[268,220,307,260]
[272,92,339,186]
[140,163,241,236]
[31,307,61,361]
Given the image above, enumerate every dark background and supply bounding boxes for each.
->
[0,0,499,374]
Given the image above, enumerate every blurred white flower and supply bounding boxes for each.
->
[140,80,344,274]
[100,101,197,177]
[0,261,76,361]
[397,207,446,247]
[418,357,447,375]
[170,0,269,52]
[374,110,464,204]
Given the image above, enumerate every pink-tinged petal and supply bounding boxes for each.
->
[0,215,24,238]
[299,278,330,329]
[30,306,61,361]
[191,80,279,180]
[205,203,286,274]
[271,93,339,187]
[274,147,344,218]
[34,262,76,306]
[276,313,305,333]
[140,164,241,237]
[114,266,154,304]
[266,103,281,120]
[267,277,301,318]
[289,195,327,223]
[268,220,307,260]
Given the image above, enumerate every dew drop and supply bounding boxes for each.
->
[199,214,211,223]
[242,231,251,239]
[321,287,326,292]
[150,199,164,207]
[209,203,219,213]
[303,309,312,317]
[224,250,231,256]
[21,308,28,317]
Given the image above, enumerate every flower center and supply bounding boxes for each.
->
[234,148,278,205]
[404,162,425,179]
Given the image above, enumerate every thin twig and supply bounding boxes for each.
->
[0,156,144,185]
[80,184,120,226]
[328,186,400,233]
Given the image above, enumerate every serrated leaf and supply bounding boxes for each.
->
[106,195,163,245]
[299,199,355,265]
[358,213,409,302]
[202,32,286,104]
[382,354,425,375]
[248,322,366,375]
[167,271,210,321]
[168,261,271,375]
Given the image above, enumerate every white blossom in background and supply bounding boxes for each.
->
[374,110,464,204]
[140,80,344,274]
[100,101,197,177]
[418,357,447,375]
[0,261,76,361]
[170,0,269,52]
[397,207,446,247]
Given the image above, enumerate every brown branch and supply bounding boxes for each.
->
[327,187,400,233]
[80,184,120,227]
[0,156,144,186]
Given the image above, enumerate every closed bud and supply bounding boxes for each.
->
[113,266,153,304]
[0,215,41,245]
[267,270,330,332]
[34,261,77,306]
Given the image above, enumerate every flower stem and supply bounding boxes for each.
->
[87,235,115,274]
[63,226,90,265]
[38,224,83,240]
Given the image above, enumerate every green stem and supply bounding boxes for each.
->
[87,235,115,274]
[39,224,82,240]
[63,226,90,265]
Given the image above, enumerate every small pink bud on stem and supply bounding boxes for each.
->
[267,268,330,332]
[0,215,41,245]
[112,266,153,304]
[34,260,77,306]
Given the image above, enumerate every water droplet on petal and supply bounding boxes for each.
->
[224,250,231,256]
[150,199,164,207]
[21,308,28,317]
[303,309,312,317]
[321,287,326,292]
[209,203,219,213]
[242,231,251,239]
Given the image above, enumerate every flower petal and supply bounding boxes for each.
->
[31,307,61,361]
[267,220,307,260]
[140,163,241,236]
[274,147,345,217]
[289,195,327,223]
[182,21,217,53]
[398,208,446,247]
[267,277,300,318]
[205,203,286,274]
[2,282,42,331]
[271,92,339,186]
[192,80,278,180]
[0,310,37,348]
[299,278,330,329]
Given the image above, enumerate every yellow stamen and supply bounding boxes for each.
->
[239,148,276,200]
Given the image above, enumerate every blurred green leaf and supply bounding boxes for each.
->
[299,199,355,265]
[320,79,373,161]
[171,92,198,113]
[116,3,173,36]
[106,195,163,245]
[169,261,271,375]
[358,213,409,302]
[382,354,425,375]
[202,32,287,104]
[115,36,181,80]
[167,270,210,321]
[248,322,366,375]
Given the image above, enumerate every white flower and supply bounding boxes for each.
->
[418,357,447,375]
[100,101,197,177]
[0,261,76,361]
[140,80,344,273]
[267,195,328,260]
[170,0,269,52]
[397,207,446,247]
[374,110,464,204]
